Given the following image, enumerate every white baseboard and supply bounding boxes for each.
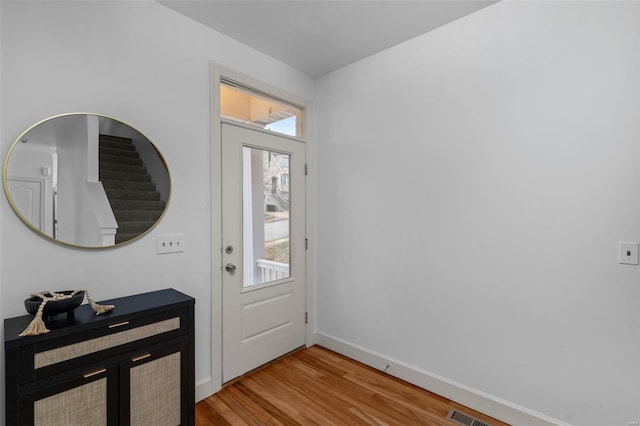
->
[196,377,215,403]
[314,332,570,426]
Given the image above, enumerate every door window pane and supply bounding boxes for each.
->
[243,147,290,287]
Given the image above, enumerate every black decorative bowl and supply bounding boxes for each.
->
[24,291,85,318]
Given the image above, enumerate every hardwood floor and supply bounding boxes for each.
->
[196,345,509,426]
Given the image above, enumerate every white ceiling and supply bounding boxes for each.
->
[159,0,498,78]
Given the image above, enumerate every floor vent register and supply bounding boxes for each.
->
[446,408,493,426]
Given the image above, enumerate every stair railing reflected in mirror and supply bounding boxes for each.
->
[3,113,170,248]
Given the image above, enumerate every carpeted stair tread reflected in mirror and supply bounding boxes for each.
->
[99,134,166,244]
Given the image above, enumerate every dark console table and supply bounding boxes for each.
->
[5,288,195,425]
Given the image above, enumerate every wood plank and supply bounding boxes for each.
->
[218,385,274,425]
[196,345,510,426]
[195,396,232,426]
[203,394,249,425]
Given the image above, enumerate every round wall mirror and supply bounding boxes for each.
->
[3,113,170,248]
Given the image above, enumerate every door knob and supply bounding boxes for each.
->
[225,263,236,274]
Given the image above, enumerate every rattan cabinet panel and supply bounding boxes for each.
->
[130,351,181,426]
[34,377,108,426]
[5,288,195,426]
[35,317,180,369]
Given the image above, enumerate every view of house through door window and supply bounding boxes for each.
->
[243,147,290,287]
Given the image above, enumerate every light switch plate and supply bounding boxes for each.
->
[619,242,638,265]
[157,234,184,254]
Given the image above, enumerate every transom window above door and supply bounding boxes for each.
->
[220,79,303,138]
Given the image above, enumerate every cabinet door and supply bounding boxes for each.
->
[121,342,190,426]
[17,366,118,426]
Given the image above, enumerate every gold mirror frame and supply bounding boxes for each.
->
[3,113,171,249]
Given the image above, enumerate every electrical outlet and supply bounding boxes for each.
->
[157,234,184,254]
[619,242,639,265]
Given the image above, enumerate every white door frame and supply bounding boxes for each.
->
[208,62,314,397]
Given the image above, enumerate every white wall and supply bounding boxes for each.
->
[0,0,314,411]
[57,115,92,245]
[316,2,640,425]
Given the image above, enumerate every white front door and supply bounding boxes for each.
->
[221,123,306,382]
